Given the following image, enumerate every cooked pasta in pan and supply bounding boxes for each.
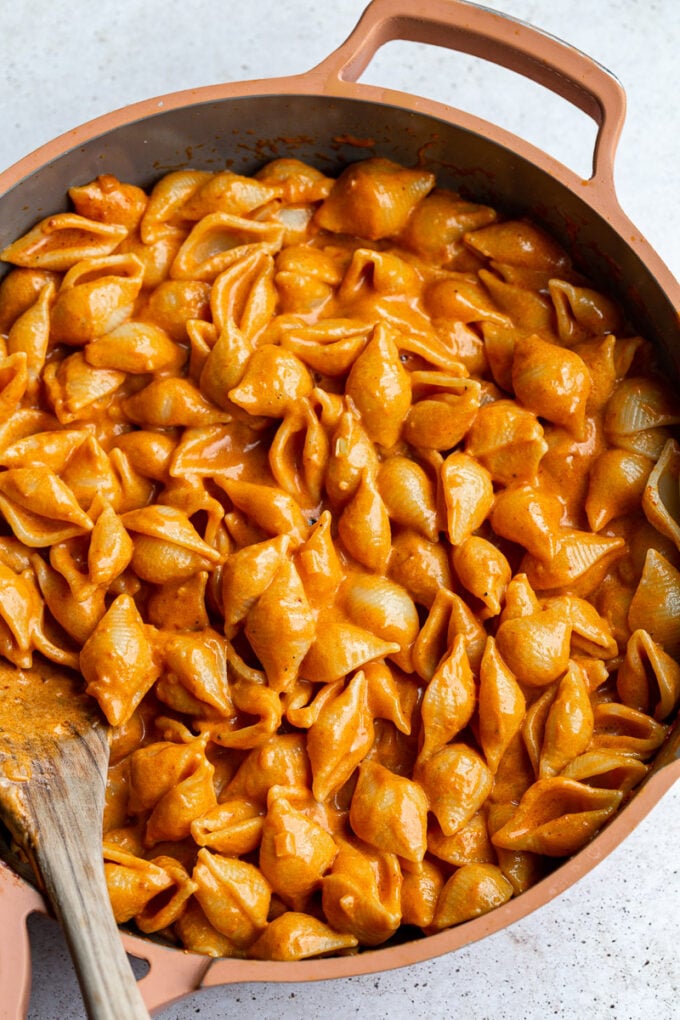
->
[0,156,678,960]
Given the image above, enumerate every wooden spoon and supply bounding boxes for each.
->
[0,657,150,1019]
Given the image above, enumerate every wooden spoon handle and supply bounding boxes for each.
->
[27,762,150,1019]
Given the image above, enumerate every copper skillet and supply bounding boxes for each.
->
[0,0,679,1014]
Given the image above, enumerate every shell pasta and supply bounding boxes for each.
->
[1,156,679,960]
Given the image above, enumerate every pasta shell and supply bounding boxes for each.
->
[538,660,594,778]
[322,839,402,946]
[338,248,421,303]
[617,628,680,720]
[244,559,316,693]
[255,158,333,204]
[228,345,313,418]
[69,174,147,230]
[427,812,496,868]
[342,573,420,672]
[301,611,400,685]
[1,213,128,271]
[221,534,291,630]
[210,250,276,339]
[417,744,493,838]
[627,548,680,653]
[604,376,680,438]
[268,399,329,506]
[338,470,391,573]
[315,157,435,240]
[560,750,648,794]
[259,792,338,910]
[478,269,554,330]
[511,333,591,439]
[279,319,371,376]
[400,190,497,265]
[0,267,60,334]
[522,530,627,597]
[400,859,445,928]
[345,323,412,449]
[417,634,476,763]
[170,213,283,281]
[549,278,623,344]
[122,377,231,427]
[0,467,93,547]
[585,448,654,531]
[191,798,264,856]
[465,399,548,485]
[192,849,271,948]
[440,451,494,545]
[44,353,126,423]
[325,408,379,507]
[103,845,174,924]
[388,528,453,607]
[452,535,511,617]
[403,386,480,451]
[464,220,571,272]
[377,455,439,541]
[295,511,343,605]
[349,759,429,862]
[642,438,680,551]
[429,863,514,932]
[50,254,145,344]
[591,702,667,757]
[478,636,526,773]
[79,593,160,726]
[306,671,374,801]
[135,855,198,934]
[142,278,211,342]
[85,321,185,374]
[246,912,358,961]
[490,777,623,856]
[217,478,309,547]
[495,607,571,687]
[490,483,562,561]
[7,278,55,395]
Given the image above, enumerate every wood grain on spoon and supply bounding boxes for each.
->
[0,658,150,1020]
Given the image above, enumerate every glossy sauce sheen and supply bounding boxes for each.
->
[0,156,678,961]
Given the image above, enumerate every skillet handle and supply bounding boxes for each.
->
[312,0,626,191]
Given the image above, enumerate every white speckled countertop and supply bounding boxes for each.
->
[1,2,679,1018]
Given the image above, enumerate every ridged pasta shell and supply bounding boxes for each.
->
[80,593,160,726]
[617,627,680,720]
[85,320,185,374]
[7,278,55,395]
[465,399,548,485]
[416,744,493,837]
[345,323,412,449]
[479,269,554,331]
[1,213,128,271]
[0,466,93,547]
[440,451,494,545]
[418,634,476,762]
[388,529,453,608]
[217,477,309,546]
[478,636,526,773]
[342,572,419,672]
[427,812,495,868]
[538,660,594,778]
[511,333,591,439]
[338,248,421,303]
[315,157,435,240]
[322,839,402,946]
[429,863,514,932]
[403,387,480,451]
[301,612,400,685]
[228,345,313,418]
[192,848,271,948]
[258,793,338,911]
[244,559,316,693]
[44,353,126,424]
[490,483,562,561]
[585,448,654,531]
[246,911,358,961]
[337,470,391,573]
[103,846,174,924]
[491,777,623,856]
[169,213,283,282]
[464,220,571,272]
[549,278,623,344]
[325,408,379,507]
[591,701,667,757]
[307,670,374,802]
[295,511,343,606]
[221,534,290,630]
[604,376,680,438]
[628,548,680,653]
[560,750,648,794]
[50,254,145,344]
[642,438,680,551]
[122,376,231,427]
[424,274,509,326]
[68,174,147,231]
[522,530,627,597]
[350,758,429,862]
[191,798,264,856]
[377,455,439,541]
[400,190,497,265]
[495,607,571,687]
[452,536,511,617]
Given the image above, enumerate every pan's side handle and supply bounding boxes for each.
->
[312,0,626,191]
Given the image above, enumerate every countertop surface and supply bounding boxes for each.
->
[1,1,678,1018]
